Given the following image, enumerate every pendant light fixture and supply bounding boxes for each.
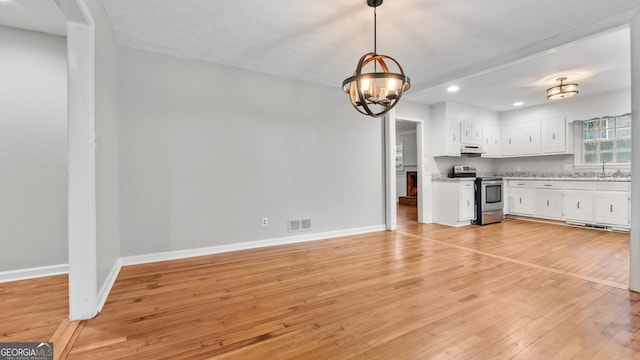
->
[342,0,411,117]
[546,77,579,100]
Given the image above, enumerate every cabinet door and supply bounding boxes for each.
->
[460,187,475,221]
[594,192,629,227]
[563,190,594,223]
[501,126,518,156]
[460,121,473,144]
[472,122,483,145]
[534,189,563,219]
[446,120,461,155]
[520,120,541,155]
[542,117,566,153]
[509,187,534,215]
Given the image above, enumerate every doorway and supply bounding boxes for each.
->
[396,120,419,224]
[384,111,426,230]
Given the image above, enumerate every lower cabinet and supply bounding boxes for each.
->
[534,189,563,219]
[506,179,630,231]
[563,190,594,223]
[594,192,630,228]
[508,185,534,216]
[432,180,475,227]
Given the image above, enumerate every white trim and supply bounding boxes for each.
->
[385,111,397,230]
[121,225,386,266]
[0,264,68,283]
[96,258,122,312]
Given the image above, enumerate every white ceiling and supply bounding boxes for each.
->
[0,0,66,36]
[1,0,638,112]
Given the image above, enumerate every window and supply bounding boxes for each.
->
[582,113,631,164]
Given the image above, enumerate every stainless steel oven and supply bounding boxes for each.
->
[474,177,503,225]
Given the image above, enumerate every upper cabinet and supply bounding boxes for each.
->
[541,116,568,154]
[500,115,572,157]
[431,102,498,157]
[501,119,541,156]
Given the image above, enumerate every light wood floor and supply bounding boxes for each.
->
[2,205,637,359]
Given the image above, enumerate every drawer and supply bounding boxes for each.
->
[460,181,474,190]
[509,180,535,188]
[596,182,630,192]
[534,181,563,189]
[563,181,596,191]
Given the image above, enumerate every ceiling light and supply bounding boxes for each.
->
[447,86,460,92]
[342,0,410,118]
[547,77,579,100]
[513,101,524,106]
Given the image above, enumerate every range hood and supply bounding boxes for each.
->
[460,144,484,156]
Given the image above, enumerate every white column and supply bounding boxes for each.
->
[62,0,98,320]
[385,110,397,230]
[630,10,640,292]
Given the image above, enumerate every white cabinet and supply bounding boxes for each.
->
[505,179,630,231]
[594,192,630,228]
[460,181,475,221]
[541,117,567,154]
[461,121,482,145]
[563,190,594,223]
[482,125,501,158]
[432,179,476,227]
[502,121,540,156]
[431,118,460,156]
[508,182,534,216]
[431,102,497,157]
[534,188,563,219]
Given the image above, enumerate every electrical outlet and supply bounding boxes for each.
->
[261,217,268,227]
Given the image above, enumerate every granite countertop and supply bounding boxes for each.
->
[502,176,630,182]
[432,177,476,182]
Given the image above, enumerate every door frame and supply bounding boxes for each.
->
[385,109,427,230]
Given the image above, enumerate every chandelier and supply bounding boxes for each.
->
[342,0,411,117]
[547,77,579,100]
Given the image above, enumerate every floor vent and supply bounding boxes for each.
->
[289,218,311,233]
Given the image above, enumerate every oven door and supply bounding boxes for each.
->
[481,180,503,212]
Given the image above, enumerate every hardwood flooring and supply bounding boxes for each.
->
[2,205,637,359]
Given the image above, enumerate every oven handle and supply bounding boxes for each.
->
[481,180,503,185]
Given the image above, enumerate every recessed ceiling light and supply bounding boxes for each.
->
[447,85,459,92]
[513,102,524,106]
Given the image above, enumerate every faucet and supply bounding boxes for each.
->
[601,160,606,176]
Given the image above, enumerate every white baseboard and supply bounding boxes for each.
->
[121,225,386,266]
[0,264,68,283]
[97,258,123,312]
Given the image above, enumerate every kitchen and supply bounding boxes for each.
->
[394,26,632,234]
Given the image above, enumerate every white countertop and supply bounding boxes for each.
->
[503,176,630,182]
[432,177,475,182]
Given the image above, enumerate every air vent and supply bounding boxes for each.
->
[289,218,311,233]
[288,219,301,232]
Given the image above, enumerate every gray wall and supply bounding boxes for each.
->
[118,47,385,256]
[0,26,67,271]
[86,0,121,290]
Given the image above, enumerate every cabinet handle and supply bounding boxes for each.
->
[577,201,580,209]
[517,183,525,186]
[494,139,497,145]
[529,135,532,142]
[509,138,512,144]
[453,134,456,141]
[547,200,550,207]
[465,129,469,136]
[467,200,470,207]
[544,184,552,187]
[610,204,613,213]
[552,133,556,140]
[519,197,522,204]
